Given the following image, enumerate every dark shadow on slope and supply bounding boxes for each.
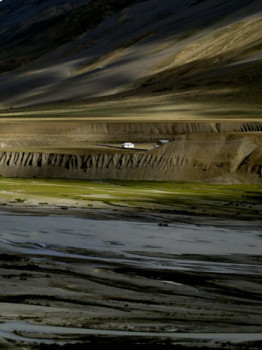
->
[134,48,262,105]
[0,0,146,74]
[1,0,260,76]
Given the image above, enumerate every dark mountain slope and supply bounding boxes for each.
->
[0,0,262,115]
[0,0,143,73]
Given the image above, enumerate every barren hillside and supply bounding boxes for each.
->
[0,0,262,115]
[1,0,262,183]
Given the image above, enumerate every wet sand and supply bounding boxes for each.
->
[0,208,261,349]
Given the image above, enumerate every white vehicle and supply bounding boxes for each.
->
[122,142,135,149]
[157,140,169,146]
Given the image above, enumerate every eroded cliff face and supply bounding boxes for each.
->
[0,134,261,183]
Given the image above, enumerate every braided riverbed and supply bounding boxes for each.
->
[0,209,261,349]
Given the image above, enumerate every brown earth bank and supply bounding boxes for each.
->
[0,133,262,183]
[0,121,262,144]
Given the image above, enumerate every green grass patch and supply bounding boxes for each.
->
[0,178,261,218]
[14,198,26,203]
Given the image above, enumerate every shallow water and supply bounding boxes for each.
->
[0,210,262,347]
[1,321,262,345]
[0,210,261,274]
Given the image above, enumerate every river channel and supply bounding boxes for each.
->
[0,209,261,349]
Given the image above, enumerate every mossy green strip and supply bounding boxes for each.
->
[0,178,261,218]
